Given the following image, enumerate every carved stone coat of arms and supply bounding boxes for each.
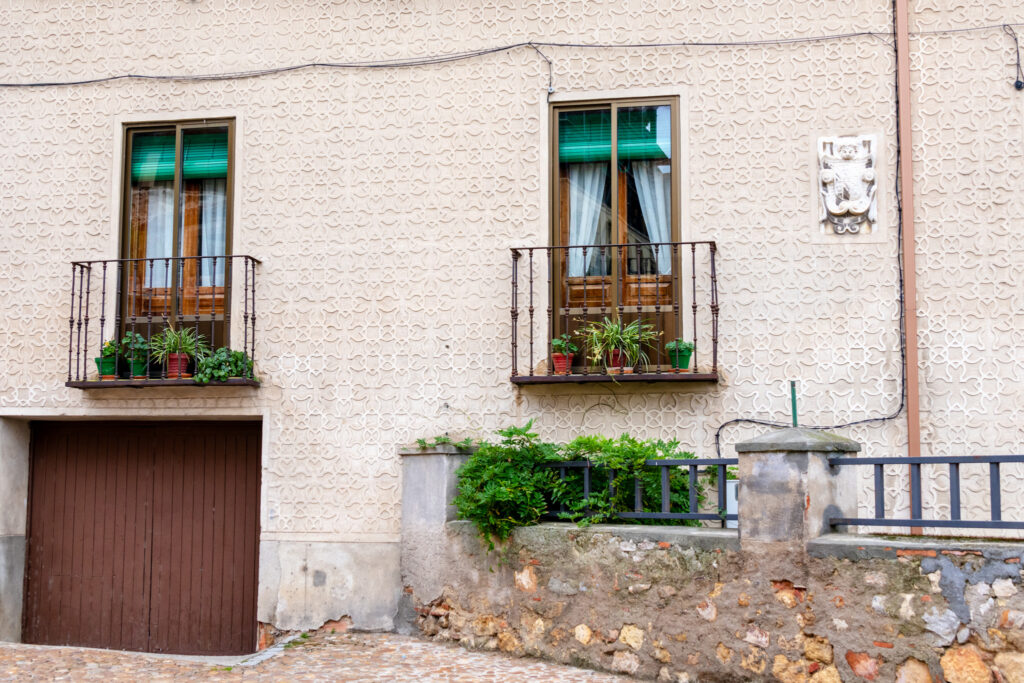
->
[818,135,877,235]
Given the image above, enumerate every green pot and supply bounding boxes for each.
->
[128,358,148,378]
[668,348,692,371]
[95,356,117,378]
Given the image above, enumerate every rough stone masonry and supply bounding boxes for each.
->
[399,433,1024,682]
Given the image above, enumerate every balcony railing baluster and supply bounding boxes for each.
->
[510,241,719,384]
[65,255,260,388]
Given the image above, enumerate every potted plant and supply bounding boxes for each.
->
[119,332,149,379]
[94,338,119,380]
[581,317,660,374]
[550,333,578,375]
[194,347,256,384]
[149,325,210,379]
[665,338,695,372]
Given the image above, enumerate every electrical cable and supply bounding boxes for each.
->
[1003,25,1024,90]
[1,23,1022,88]
[1,15,1019,455]
[712,0,912,457]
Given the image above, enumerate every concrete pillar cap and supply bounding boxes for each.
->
[735,427,861,453]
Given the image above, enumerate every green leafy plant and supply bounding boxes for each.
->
[119,332,149,361]
[665,339,695,352]
[452,421,562,549]
[100,338,119,358]
[414,435,477,450]
[557,435,703,526]
[194,347,255,384]
[551,333,578,355]
[148,325,210,363]
[580,317,660,370]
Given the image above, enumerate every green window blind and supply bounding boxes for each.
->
[558,110,611,163]
[130,130,228,182]
[182,131,228,179]
[557,106,670,163]
[616,106,670,161]
[130,133,175,182]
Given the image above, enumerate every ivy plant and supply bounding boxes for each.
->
[557,435,704,527]
[452,421,562,549]
[194,347,255,384]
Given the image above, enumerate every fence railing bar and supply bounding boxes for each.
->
[688,465,697,517]
[634,477,642,513]
[660,466,670,514]
[717,464,726,520]
[991,462,1001,522]
[830,455,1024,465]
[829,518,1024,530]
[910,461,922,520]
[874,464,885,519]
[949,462,960,521]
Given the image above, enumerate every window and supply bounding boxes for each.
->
[551,98,679,351]
[120,119,234,344]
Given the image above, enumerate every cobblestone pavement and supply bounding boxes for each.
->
[0,631,633,682]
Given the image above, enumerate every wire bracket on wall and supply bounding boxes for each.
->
[1003,24,1024,90]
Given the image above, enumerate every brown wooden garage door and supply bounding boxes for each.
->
[23,421,261,655]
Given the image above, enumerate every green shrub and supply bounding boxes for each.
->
[557,435,704,526]
[450,423,707,545]
[194,347,255,384]
[452,421,561,549]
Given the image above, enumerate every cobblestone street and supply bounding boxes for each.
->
[0,631,631,682]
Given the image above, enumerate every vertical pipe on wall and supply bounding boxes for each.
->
[894,0,923,531]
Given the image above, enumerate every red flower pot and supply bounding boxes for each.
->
[551,352,574,375]
[606,349,633,374]
[166,353,192,379]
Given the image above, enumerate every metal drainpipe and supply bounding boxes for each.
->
[894,0,923,532]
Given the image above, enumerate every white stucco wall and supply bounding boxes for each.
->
[0,0,1021,627]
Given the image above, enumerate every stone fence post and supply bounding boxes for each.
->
[735,427,860,555]
[397,444,472,631]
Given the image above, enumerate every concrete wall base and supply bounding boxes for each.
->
[0,536,25,642]
[257,540,400,632]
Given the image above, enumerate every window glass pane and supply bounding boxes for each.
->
[179,128,228,288]
[618,105,672,275]
[558,109,612,276]
[127,131,175,288]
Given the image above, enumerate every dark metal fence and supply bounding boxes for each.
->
[828,455,1024,531]
[510,241,719,384]
[66,255,260,386]
[541,458,738,525]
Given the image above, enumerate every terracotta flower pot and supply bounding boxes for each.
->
[166,353,192,379]
[551,352,574,375]
[606,349,633,374]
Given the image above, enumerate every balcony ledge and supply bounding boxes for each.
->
[511,371,718,385]
[66,378,260,389]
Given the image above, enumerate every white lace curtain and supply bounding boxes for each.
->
[567,163,608,277]
[631,160,672,275]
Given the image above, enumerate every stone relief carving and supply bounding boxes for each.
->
[818,134,878,235]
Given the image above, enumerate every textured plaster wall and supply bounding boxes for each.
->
[0,0,1021,616]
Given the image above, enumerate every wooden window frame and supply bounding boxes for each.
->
[118,118,236,342]
[549,97,681,330]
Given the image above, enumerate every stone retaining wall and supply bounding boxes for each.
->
[403,522,1024,682]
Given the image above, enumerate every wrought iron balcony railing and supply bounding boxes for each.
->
[65,255,260,388]
[510,241,719,384]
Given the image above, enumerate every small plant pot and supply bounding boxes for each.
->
[551,352,574,375]
[165,353,192,379]
[606,350,633,374]
[95,356,117,380]
[668,348,693,372]
[128,358,148,379]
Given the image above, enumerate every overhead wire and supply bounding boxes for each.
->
[1,23,1022,88]
[2,16,1021,456]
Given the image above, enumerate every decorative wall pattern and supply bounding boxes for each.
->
[0,0,1020,540]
